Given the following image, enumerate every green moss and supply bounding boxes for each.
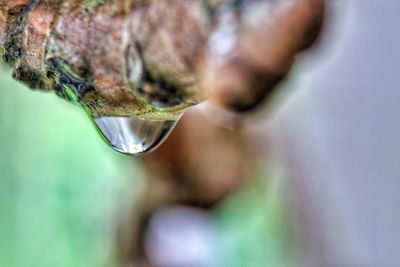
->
[82,0,105,13]
[63,85,79,104]
[56,59,81,80]
[0,46,5,60]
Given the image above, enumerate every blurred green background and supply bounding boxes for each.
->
[0,66,293,267]
[0,66,140,267]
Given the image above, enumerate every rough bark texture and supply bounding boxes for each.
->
[0,0,324,116]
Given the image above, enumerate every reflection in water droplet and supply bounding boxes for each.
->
[92,116,178,155]
[46,57,183,155]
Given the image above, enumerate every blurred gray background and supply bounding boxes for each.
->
[270,1,400,266]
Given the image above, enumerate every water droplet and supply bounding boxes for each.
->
[91,116,179,155]
[46,57,184,155]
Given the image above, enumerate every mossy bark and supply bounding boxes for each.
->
[0,0,324,116]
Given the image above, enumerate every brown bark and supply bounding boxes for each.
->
[0,0,324,115]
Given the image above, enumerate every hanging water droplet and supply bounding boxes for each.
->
[46,57,186,155]
[91,116,179,155]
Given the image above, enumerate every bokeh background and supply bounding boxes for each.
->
[1,1,399,266]
[0,65,295,267]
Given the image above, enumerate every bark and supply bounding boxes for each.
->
[0,0,324,116]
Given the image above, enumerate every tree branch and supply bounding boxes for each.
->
[0,0,324,116]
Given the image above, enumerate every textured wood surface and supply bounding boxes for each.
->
[0,0,324,116]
